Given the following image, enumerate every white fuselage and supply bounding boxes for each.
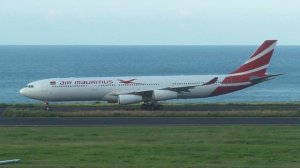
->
[20,75,231,103]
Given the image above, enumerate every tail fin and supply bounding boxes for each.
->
[210,40,278,96]
[222,40,277,84]
[230,40,277,76]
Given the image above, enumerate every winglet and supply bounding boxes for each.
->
[203,77,218,86]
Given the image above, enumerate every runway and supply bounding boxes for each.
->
[1,117,300,126]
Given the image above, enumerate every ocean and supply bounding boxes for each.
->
[0,45,299,103]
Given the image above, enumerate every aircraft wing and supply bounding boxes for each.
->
[164,77,219,92]
[112,77,218,95]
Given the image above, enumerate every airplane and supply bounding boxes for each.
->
[20,40,281,110]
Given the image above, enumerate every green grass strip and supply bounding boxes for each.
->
[0,125,300,168]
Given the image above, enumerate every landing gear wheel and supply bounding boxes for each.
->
[44,101,50,111]
[141,102,163,111]
[150,105,155,110]
[141,104,146,110]
[157,105,163,110]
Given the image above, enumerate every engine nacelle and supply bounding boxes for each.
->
[118,94,143,105]
[153,90,178,101]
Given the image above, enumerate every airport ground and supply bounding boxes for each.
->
[1,102,300,167]
[0,102,299,117]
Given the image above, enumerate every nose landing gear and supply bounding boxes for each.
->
[44,101,50,111]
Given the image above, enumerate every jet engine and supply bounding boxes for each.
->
[152,90,178,101]
[118,94,143,105]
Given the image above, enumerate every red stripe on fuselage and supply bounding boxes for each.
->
[209,84,252,97]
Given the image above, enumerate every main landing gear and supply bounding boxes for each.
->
[141,101,163,110]
[44,101,50,111]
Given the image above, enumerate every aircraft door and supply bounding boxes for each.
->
[41,81,49,93]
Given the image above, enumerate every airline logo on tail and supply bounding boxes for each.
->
[230,40,277,76]
[210,40,279,96]
[222,40,277,84]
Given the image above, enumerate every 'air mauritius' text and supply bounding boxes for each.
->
[59,80,113,85]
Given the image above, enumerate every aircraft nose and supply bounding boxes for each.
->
[19,88,27,96]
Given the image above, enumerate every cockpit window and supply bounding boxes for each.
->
[27,85,34,88]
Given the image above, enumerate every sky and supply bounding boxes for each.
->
[0,0,299,45]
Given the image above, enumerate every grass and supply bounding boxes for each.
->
[1,102,300,117]
[1,125,300,167]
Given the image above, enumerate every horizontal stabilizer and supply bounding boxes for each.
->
[249,74,283,84]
